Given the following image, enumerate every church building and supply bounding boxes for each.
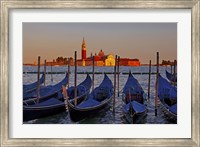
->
[77,38,140,66]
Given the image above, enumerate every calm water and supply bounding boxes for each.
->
[23,66,176,124]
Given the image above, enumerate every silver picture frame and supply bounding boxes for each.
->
[1,0,199,146]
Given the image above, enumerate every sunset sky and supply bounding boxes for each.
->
[23,23,177,64]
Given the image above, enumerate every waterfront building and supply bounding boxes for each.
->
[105,54,115,66]
[119,58,140,66]
[44,38,140,66]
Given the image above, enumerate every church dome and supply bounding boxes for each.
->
[98,49,105,57]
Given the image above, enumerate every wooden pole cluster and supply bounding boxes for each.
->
[155,52,159,116]
[117,56,120,97]
[37,56,41,103]
[44,59,46,86]
[113,55,117,113]
[148,60,151,99]
[92,56,95,91]
[67,58,70,88]
[23,71,159,75]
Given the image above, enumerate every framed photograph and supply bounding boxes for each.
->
[1,0,199,146]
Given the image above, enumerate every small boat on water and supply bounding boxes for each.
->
[122,72,147,123]
[158,74,177,121]
[23,73,45,94]
[23,73,68,100]
[67,73,92,104]
[166,70,177,84]
[68,73,113,122]
[23,74,92,121]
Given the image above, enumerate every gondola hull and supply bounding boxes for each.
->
[23,73,68,100]
[158,75,177,122]
[122,100,147,124]
[23,102,66,121]
[123,109,147,124]
[67,74,113,122]
[68,97,112,122]
[166,70,177,84]
[122,73,147,123]
[159,99,177,122]
[23,74,92,121]
[23,92,89,122]
[23,73,45,94]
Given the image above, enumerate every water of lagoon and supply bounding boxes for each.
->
[23,66,176,124]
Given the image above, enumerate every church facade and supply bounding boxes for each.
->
[77,38,140,66]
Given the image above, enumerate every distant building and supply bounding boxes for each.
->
[45,38,140,66]
[76,38,140,66]
[105,54,115,66]
[119,58,140,66]
[81,37,87,60]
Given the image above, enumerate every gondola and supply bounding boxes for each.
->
[68,74,113,122]
[158,74,177,121]
[122,72,147,123]
[166,70,177,84]
[23,73,68,100]
[23,73,92,121]
[23,73,45,94]
[67,73,92,103]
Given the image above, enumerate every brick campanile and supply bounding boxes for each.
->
[81,37,86,60]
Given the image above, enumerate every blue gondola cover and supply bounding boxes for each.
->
[158,75,177,100]
[123,101,146,113]
[166,70,177,83]
[169,104,177,115]
[28,98,63,107]
[77,97,101,108]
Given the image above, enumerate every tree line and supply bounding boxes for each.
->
[54,56,73,64]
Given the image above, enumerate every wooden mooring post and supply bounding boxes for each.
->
[113,55,117,113]
[92,56,95,91]
[37,56,41,103]
[44,59,46,86]
[155,52,159,116]
[51,62,53,82]
[67,57,70,88]
[74,51,77,106]
[148,60,151,99]
[117,56,120,97]
[174,60,176,86]
[62,85,68,111]
[171,63,173,84]
[174,60,176,75]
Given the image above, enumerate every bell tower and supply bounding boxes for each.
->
[81,37,86,60]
